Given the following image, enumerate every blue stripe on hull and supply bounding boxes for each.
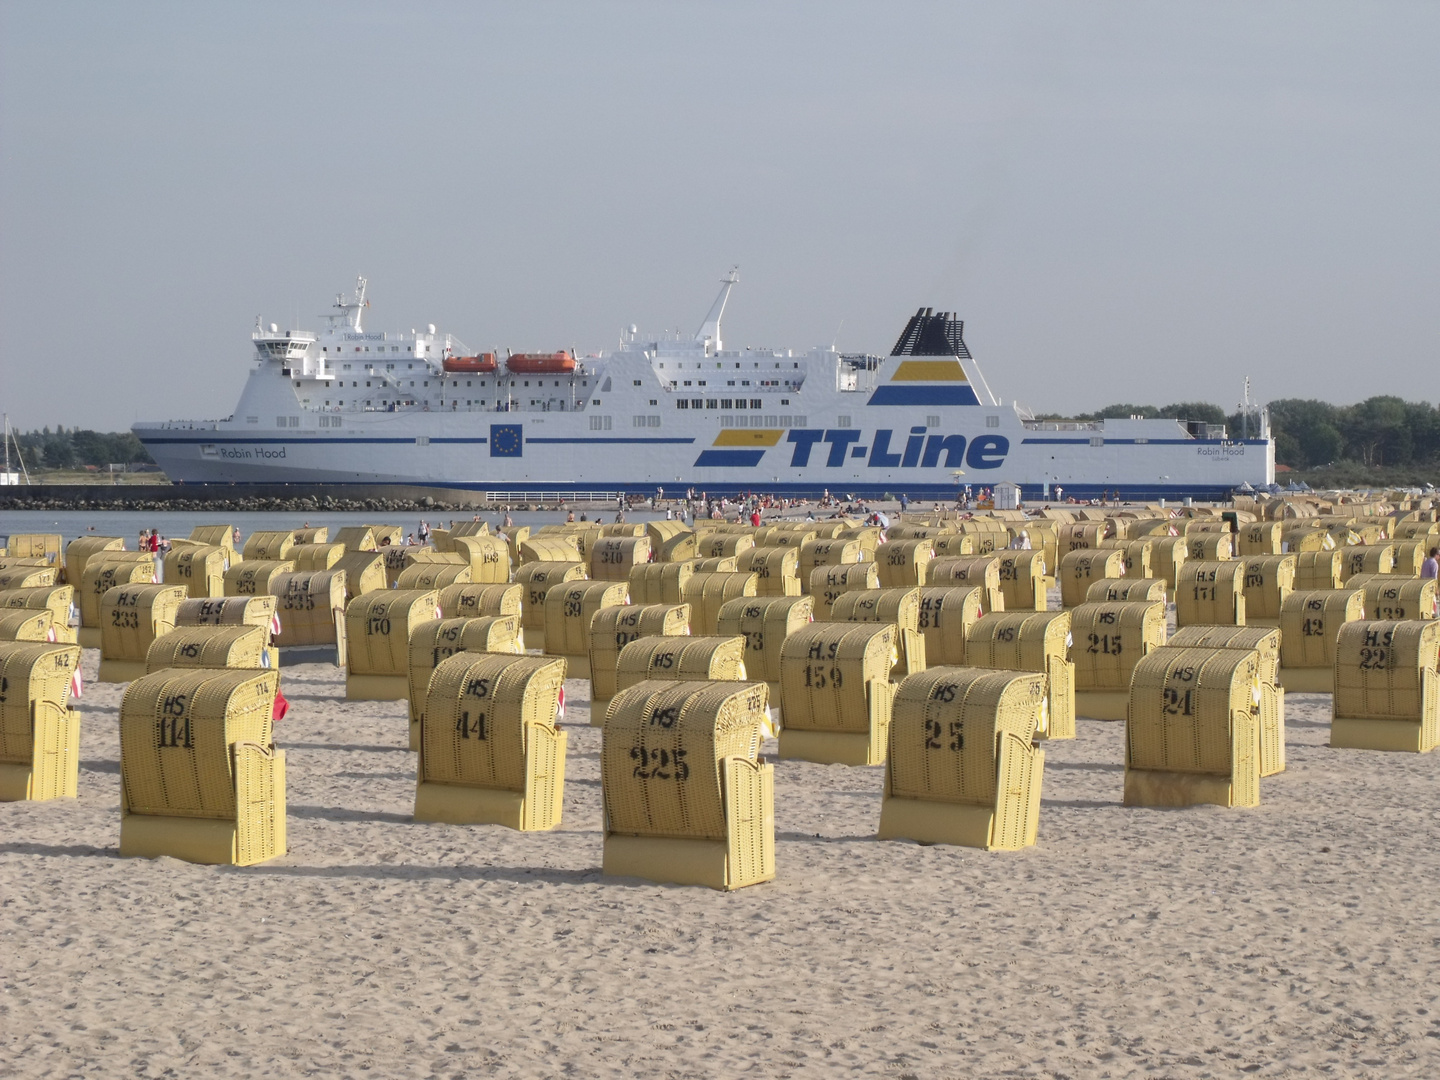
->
[1022,437,1272,446]
[141,435,426,445]
[693,449,767,467]
[866,384,980,406]
[526,437,696,445]
[139,435,697,447]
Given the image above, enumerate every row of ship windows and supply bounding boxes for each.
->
[257,410,981,434]
[811,416,991,429]
[830,415,947,429]
[254,410,958,431]
[655,361,802,369]
[676,398,791,410]
[718,415,809,428]
[633,378,791,388]
[325,346,411,353]
[584,415,814,431]
[587,416,666,431]
[254,416,345,427]
[258,412,819,432]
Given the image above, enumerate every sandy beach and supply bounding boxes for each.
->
[3,647,1439,1078]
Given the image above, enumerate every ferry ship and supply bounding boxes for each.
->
[133,274,1274,500]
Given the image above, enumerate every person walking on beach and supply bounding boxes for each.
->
[1422,547,1439,580]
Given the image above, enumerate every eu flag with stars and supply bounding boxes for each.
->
[490,424,523,458]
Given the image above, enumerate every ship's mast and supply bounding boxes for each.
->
[329,276,368,332]
[694,267,739,351]
[3,415,30,486]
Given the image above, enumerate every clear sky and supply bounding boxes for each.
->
[1,1,1436,432]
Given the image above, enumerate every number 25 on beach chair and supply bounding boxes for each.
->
[877,669,1047,850]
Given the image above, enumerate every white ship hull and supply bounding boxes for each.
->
[135,278,1274,501]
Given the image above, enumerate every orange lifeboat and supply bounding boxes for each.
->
[505,351,577,375]
[443,353,498,374]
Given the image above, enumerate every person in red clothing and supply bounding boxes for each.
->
[750,509,761,528]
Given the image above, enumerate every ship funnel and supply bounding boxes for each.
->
[889,308,972,359]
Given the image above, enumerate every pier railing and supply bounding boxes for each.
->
[485,491,620,503]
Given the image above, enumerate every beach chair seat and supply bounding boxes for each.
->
[602,680,772,890]
[878,668,1046,849]
[414,653,567,829]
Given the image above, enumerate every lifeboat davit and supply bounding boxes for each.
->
[443,353,498,374]
[505,351,576,375]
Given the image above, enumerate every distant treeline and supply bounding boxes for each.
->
[1035,396,1440,471]
[12,427,154,470]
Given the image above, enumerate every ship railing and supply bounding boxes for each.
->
[660,381,804,394]
[252,330,318,342]
[484,491,619,503]
[352,401,575,413]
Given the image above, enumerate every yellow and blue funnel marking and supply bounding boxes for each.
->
[867,358,979,406]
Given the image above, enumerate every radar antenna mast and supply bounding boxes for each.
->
[694,267,739,351]
[328,276,368,332]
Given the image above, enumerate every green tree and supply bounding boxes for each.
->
[1273,431,1301,466]
[15,428,153,470]
[1267,399,1344,468]
[1341,396,1412,467]
[1159,401,1228,427]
